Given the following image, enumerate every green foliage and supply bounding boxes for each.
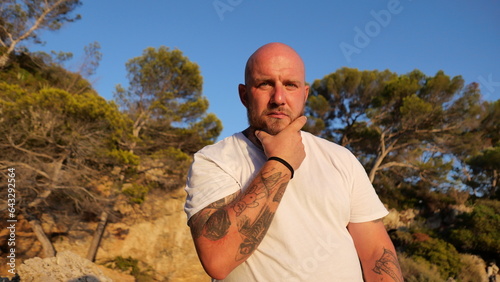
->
[122,183,149,204]
[150,147,190,162]
[109,45,222,197]
[113,256,141,274]
[1,83,129,143]
[467,145,500,198]
[0,80,133,219]
[400,94,436,130]
[0,0,82,67]
[115,46,206,125]
[114,45,222,155]
[399,255,444,282]
[448,200,500,255]
[107,256,154,281]
[307,67,489,205]
[402,253,488,282]
[480,100,500,145]
[456,254,489,282]
[405,233,461,278]
[468,147,500,171]
[107,149,140,166]
[0,50,98,95]
[307,67,396,144]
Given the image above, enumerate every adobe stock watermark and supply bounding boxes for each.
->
[339,0,406,63]
[477,74,500,99]
[282,234,339,282]
[213,0,243,21]
[5,167,17,276]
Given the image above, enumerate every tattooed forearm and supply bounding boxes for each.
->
[232,169,288,216]
[233,183,266,216]
[273,182,288,203]
[372,248,403,282]
[236,206,275,261]
[260,169,283,193]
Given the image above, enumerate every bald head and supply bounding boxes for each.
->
[238,42,309,136]
[244,43,306,84]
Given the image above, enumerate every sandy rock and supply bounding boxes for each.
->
[18,251,112,282]
[383,208,417,230]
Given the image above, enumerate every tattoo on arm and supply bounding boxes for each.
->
[233,183,266,216]
[189,192,239,239]
[372,248,403,282]
[273,182,288,203]
[260,170,282,193]
[204,209,231,240]
[189,166,290,261]
[236,206,275,261]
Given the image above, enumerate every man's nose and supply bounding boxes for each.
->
[270,85,286,105]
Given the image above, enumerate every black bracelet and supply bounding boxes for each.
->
[268,157,294,179]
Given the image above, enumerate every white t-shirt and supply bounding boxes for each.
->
[185,131,388,281]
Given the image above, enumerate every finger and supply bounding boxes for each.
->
[282,116,307,133]
[255,130,271,143]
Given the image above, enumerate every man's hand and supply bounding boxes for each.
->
[255,116,307,170]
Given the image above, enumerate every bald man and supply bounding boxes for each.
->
[184,43,403,281]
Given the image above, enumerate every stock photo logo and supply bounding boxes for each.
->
[477,74,500,100]
[339,0,405,63]
[213,0,243,21]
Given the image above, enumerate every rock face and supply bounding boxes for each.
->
[383,208,417,230]
[18,251,113,282]
[0,187,209,281]
[99,188,208,281]
[51,187,209,281]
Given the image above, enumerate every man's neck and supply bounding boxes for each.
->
[242,127,263,151]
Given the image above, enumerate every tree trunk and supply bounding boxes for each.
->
[0,54,9,68]
[28,218,56,258]
[86,211,108,262]
[491,169,498,197]
[368,131,403,183]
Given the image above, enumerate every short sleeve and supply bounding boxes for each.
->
[348,153,388,223]
[184,151,241,220]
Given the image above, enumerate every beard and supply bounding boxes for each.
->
[246,105,304,135]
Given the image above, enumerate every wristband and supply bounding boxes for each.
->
[268,157,294,179]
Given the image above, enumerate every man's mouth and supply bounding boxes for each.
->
[267,111,289,119]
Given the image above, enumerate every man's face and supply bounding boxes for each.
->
[239,52,309,135]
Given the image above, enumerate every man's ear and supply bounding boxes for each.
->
[304,85,310,102]
[238,84,248,108]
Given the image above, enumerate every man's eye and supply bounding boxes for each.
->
[285,83,298,88]
[258,82,271,88]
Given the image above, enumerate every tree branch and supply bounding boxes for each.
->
[378,161,418,171]
[6,0,69,55]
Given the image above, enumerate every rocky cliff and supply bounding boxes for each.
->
[0,187,209,281]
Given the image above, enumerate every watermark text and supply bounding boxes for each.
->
[339,0,405,62]
[213,0,244,21]
[6,167,17,275]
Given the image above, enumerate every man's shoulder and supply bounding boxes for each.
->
[197,132,246,155]
[301,131,352,154]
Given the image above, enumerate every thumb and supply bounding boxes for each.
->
[254,129,271,143]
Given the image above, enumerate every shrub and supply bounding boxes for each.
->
[122,183,149,204]
[399,254,443,282]
[406,233,461,279]
[107,256,154,281]
[448,200,500,255]
[456,254,488,282]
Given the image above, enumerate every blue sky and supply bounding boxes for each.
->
[32,0,500,140]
